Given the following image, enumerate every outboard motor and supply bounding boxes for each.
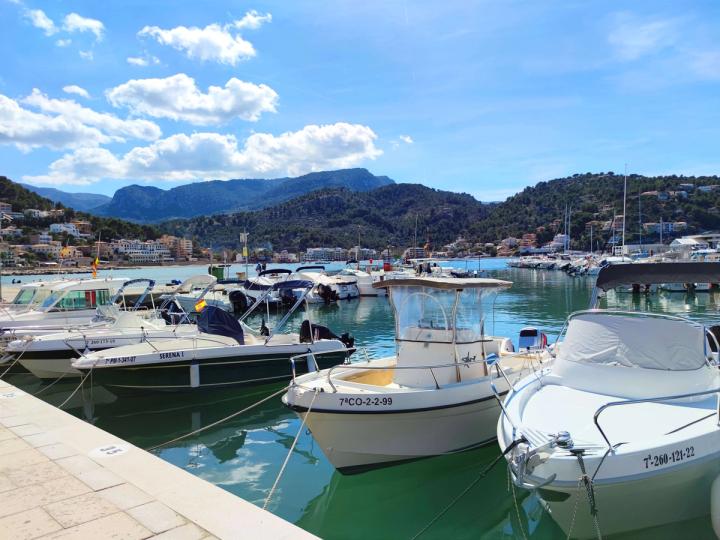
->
[299,320,354,348]
[518,327,547,351]
[317,284,339,303]
[228,290,249,315]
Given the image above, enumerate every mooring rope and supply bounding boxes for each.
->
[0,341,30,378]
[147,385,288,452]
[33,369,69,396]
[411,437,527,539]
[262,388,319,511]
[57,364,95,409]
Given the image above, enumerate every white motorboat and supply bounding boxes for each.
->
[294,265,360,302]
[0,277,128,342]
[499,262,720,538]
[8,279,199,380]
[0,280,63,314]
[72,279,355,393]
[172,275,234,313]
[283,276,550,473]
[338,266,386,297]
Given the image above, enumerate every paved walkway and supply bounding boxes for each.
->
[0,379,315,539]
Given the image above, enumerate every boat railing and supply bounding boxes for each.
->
[593,387,720,450]
[289,348,547,392]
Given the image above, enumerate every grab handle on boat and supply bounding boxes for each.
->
[594,386,720,449]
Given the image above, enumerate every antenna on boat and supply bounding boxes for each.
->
[622,164,628,254]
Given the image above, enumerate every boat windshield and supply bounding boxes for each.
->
[559,312,707,371]
[392,285,499,344]
[11,287,38,305]
[40,289,111,312]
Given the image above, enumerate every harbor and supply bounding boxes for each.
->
[1,258,720,538]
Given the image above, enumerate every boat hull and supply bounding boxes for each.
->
[79,350,350,393]
[292,396,502,473]
[533,454,720,539]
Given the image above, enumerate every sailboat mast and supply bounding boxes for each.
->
[638,187,642,250]
[622,164,628,253]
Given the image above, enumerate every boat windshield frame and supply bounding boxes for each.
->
[387,284,503,346]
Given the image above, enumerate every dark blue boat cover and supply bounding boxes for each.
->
[197,306,244,345]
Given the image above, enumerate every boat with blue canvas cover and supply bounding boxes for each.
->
[72,279,355,393]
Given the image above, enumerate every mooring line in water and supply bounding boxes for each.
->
[0,341,29,379]
[147,385,288,452]
[411,437,527,540]
[33,369,69,396]
[263,389,319,511]
[57,365,95,409]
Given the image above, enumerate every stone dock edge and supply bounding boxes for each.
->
[0,379,317,539]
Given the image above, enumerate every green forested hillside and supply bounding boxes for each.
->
[0,177,158,241]
[162,184,489,250]
[469,172,720,248]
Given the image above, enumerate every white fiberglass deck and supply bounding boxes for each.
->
[521,384,717,449]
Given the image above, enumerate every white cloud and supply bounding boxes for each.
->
[24,123,382,185]
[138,19,259,65]
[55,38,72,47]
[24,8,57,36]
[399,135,414,144]
[23,89,161,142]
[0,94,110,151]
[0,89,161,152]
[232,10,272,30]
[79,50,93,61]
[62,85,90,99]
[63,13,105,41]
[106,73,278,125]
[608,13,679,61]
[126,55,160,67]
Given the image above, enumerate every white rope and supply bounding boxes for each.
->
[0,341,30,378]
[57,364,95,409]
[33,369,69,396]
[263,389,319,510]
[147,385,288,451]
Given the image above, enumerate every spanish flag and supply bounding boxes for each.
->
[91,256,99,278]
[195,299,207,312]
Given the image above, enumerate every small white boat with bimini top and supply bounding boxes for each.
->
[283,276,551,473]
[8,279,199,380]
[72,278,355,393]
[498,262,720,539]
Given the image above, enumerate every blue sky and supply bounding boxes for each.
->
[1,0,719,201]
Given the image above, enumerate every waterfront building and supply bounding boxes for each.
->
[305,247,348,261]
[49,223,81,237]
[112,239,173,264]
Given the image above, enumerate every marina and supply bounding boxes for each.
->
[2,258,720,538]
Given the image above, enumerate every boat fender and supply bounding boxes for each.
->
[711,474,720,537]
[260,317,270,337]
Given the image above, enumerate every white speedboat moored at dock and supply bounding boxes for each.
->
[499,262,720,538]
[283,276,550,473]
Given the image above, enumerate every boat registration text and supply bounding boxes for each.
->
[643,446,695,469]
[339,397,393,407]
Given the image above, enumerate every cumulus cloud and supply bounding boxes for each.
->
[608,13,679,61]
[0,90,161,152]
[63,12,105,41]
[24,123,382,185]
[23,89,161,141]
[138,13,269,65]
[24,8,57,36]
[62,85,90,99]
[55,38,72,47]
[232,10,272,30]
[79,50,93,61]
[106,73,278,125]
[399,135,414,144]
[0,94,110,151]
[126,55,160,67]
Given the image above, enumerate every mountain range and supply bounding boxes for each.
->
[23,169,394,223]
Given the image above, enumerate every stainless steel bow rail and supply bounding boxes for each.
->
[593,387,720,450]
[288,348,548,393]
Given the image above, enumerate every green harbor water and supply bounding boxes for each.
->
[5,259,720,539]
